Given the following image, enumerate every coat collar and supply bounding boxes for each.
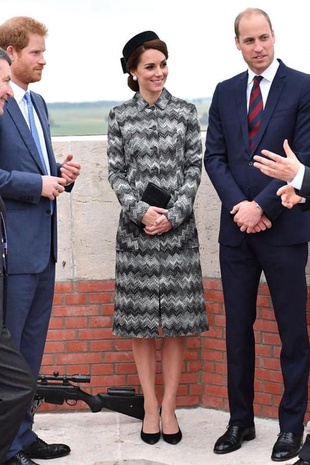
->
[133,87,172,111]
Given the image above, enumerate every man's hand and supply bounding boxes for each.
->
[245,214,272,233]
[41,176,66,200]
[276,184,302,209]
[60,154,81,185]
[231,200,262,231]
[231,200,272,233]
[253,139,300,182]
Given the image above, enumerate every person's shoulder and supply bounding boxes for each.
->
[219,71,247,86]
[110,96,136,113]
[30,90,46,104]
[209,72,247,97]
[166,90,196,110]
[171,96,195,108]
[108,96,137,121]
[277,59,310,80]
[29,91,49,115]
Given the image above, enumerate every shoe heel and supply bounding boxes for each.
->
[244,430,256,441]
[162,428,182,445]
[141,428,160,445]
[161,412,182,445]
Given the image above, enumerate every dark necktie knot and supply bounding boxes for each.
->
[253,75,263,86]
[24,91,31,102]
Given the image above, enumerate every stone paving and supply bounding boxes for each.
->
[31,407,306,465]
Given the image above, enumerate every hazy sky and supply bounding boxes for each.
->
[3,0,310,103]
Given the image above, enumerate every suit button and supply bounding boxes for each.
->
[248,161,253,166]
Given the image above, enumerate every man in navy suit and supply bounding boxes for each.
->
[0,17,81,465]
[254,139,310,210]
[254,141,310,465]
[0,47,36,465]
[204,8,310,462]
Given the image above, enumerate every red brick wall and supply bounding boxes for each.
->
[39,278,310,421]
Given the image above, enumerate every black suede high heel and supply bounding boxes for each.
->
[161,411,182,445]
[140,421,160,445]
[162,425,182,444]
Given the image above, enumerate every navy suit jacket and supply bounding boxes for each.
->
[300,168,310,199]
[0,197,5,327]
[0,90,69,274]
[204,59,310,246]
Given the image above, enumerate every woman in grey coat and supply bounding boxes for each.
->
[107,30,208,446]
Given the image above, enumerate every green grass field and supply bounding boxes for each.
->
[47,99,210,137]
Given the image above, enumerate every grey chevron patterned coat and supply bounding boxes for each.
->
[107,88,208,338]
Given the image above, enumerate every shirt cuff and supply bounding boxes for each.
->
[289,164,305,189]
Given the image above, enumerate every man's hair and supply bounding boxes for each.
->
[234,8,273,39]
[0,16,48,51]
[0,47,11,65]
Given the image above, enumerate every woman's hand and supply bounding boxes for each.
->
[142,206,172,235]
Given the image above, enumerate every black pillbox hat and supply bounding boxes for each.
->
[121,30,159,73]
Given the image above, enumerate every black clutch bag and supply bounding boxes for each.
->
[141,182,171,208]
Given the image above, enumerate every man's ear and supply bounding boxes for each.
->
[6,45,16,61]
[235,37,241,50]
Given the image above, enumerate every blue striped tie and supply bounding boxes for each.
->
[24,92,48,174]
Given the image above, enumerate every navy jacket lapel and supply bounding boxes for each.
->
[235,72,250,151]
[5,98,46,173]
[30,92,57,176]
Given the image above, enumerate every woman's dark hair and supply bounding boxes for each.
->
[126,39,168,91]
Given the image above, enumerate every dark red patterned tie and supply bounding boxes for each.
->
[248,75,263,150]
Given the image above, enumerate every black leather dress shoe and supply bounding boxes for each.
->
[4,451,39,465]
[271,432,303,462]
[23,437,71,459]
[292,460,310,465]
[214,425,256,454]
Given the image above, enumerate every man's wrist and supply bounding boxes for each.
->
[289,163,305,189]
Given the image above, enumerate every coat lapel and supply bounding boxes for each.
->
[235,73,250,151]
[6,98,48,174]
[6,94,56,176]
[6,97,47,174]
[30,92,57,176]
